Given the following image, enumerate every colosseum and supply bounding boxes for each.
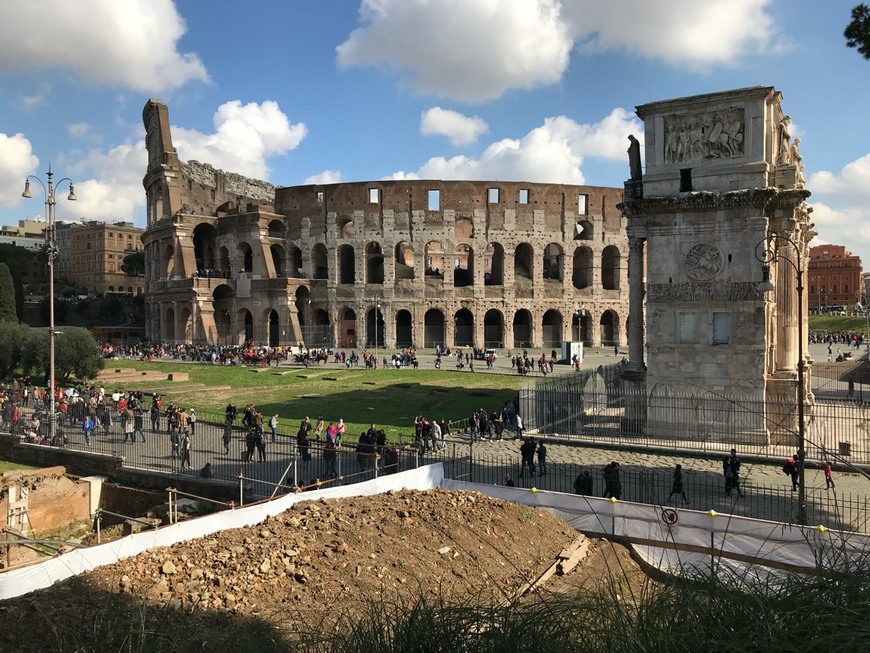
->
[142,99,630,352]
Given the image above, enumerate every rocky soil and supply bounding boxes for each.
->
[0,488,645,651]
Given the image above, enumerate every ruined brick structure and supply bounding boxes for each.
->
[142,99,629,350]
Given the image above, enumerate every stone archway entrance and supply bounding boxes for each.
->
[341,308,357,348]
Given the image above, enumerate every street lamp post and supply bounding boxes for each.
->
[23,166,76,446]
[756,234,807,525]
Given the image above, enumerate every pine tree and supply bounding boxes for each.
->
[0,263,18,323]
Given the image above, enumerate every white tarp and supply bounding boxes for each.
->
[441,478,870,577]
[0,464,444,600]
[4,465,869,601]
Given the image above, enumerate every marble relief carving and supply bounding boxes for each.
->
[648,282,760,302]
[684,243,723,281]
[663,108,744,163]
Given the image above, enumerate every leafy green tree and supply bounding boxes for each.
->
[0,263,17,323]
[845,3,870,59]
[20,328,48,382]
[55,328,104,381]
[121,250,145,276]
[20,327,103,383]
[0,322,26,377]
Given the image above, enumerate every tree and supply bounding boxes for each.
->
[55,328,104,381]
[0,322,26,377]
[20,327,103,383]
[121,250,145,276]
[845,3,870,59]
[0,263,17,323]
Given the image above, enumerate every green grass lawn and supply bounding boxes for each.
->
[809,314,870,334]
[0,461,36,473]
[99,361,525,440]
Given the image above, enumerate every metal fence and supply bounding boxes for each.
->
[438,449,870,534]
[11,409,870,533]
[519,365,870,464]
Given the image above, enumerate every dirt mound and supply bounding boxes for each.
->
[0,488,596,649]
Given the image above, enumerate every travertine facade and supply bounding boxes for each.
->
[141,99,630,350]
[620,86,813,443]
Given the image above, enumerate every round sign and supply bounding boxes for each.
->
[661,508,679,525]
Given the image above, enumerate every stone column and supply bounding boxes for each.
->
[627,234,646,371]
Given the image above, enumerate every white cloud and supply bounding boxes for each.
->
[0,0,208,93]
[304,170,343,185]
[420,107,489,146]
[54,140,148,224]
[808,154,870,205]
[564,0,785,69]
[338,0,783,102]
[403,107,640,183]
[172,100,308,180]
[0,134,39,208]
[13,85,50,111]
[338,0,572,102]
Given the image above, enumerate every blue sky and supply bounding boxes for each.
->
[0,1,867,263]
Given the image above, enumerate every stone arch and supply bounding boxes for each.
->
[267,219,285,238]
[575,219,593,241]
[218,246,230,273]
[600,310,619,347]
[366,242,385,284]
[237,242,253,274]
[240,309,254,343]
[572,246,594,289]
[484,242,504,286]
[270,244,285,277]
[163,243,176,278]
[541,309,563,349]
[288,245,302,278]
[543,243,563,281]
[179,307,193,342]
[572,309,591,345]
[340,307,357,348]
[213,284,234,345]
[453,244,473,287]
[454,216,474,239]
[514,243,534,281]
[395,242,415,280]
[513,309,532,348]
[483,309,504,348]
[339,218,356,239]
[424,308,445,348]
[163,306,175,340]
[337,244,355,284]
[396,309,413,347]
[312,243,328,279]
[425,241,445,276]
[267,309,280,347]
[192,223,217,273]
[454,308,474,346]
[366,306,384,347]
[602,245,621,290]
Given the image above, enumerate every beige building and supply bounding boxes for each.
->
[67,221,144,295]
[141,99,630,350]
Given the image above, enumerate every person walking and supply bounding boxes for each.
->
[667,464,689,504]
[519,437,536,477]
[818,460,835,489]
[269,414,279,443]
[536,441,548,476]
[180,430,192,469]
[727,448,743,497]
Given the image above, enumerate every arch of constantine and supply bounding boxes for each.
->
[141,99,630,350]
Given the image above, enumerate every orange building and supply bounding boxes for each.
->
[808,244,864,310]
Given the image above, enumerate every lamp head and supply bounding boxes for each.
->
[758,265,775,293]
[22,179,31,199]
[67,184,76,202]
